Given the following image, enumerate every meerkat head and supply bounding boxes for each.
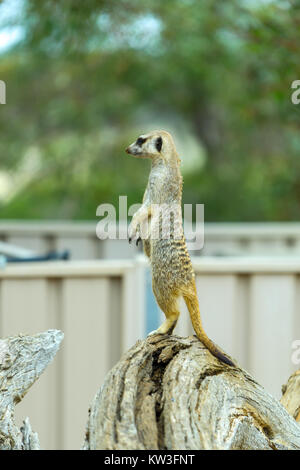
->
[125,130,180,166]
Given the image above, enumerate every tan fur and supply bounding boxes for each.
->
[126,130,234,366]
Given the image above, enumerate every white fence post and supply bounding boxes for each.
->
[121,256,146,352]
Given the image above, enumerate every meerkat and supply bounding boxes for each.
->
[126,130,234,367]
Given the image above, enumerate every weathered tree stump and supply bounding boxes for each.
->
[0,329,63,450]
[83,335,300,450]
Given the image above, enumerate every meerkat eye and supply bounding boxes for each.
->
[155,136,162,152]
[136,137,146,146]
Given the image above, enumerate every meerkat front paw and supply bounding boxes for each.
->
[128,228,141,245]
[128,223,139,244]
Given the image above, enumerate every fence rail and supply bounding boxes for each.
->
[2,220,300,258]
[0,256,299,449]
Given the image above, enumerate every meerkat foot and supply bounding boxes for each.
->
[147,329,161,337]
[147,319,178,337]
[147,329,170,337]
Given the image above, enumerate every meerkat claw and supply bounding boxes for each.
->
[136,237,141,246]
[147,329,159,337]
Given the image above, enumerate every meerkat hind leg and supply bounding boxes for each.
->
[147,300,180,336]
[148,313,179,336]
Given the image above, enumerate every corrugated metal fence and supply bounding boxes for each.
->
[0,257,299,449]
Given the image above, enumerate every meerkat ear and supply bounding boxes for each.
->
[155,136,162,152]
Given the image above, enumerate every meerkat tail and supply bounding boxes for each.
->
[183,293,235,367]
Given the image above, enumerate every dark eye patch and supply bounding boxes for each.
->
[155,136,162,152]
[136,137,146,146]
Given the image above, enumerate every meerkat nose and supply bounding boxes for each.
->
[125,147,131,154]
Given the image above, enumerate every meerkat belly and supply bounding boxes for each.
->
[151,238,194,291]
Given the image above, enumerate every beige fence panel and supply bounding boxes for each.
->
[190,258,300,401]
[61,277,112,449]
[249,274,296,398]
[0,257,299,449]
[194,274,248,365]
[0,278,60,448]
[0,261,143,450]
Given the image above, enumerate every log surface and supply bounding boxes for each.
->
[0,329,63,450]
[83,335,300,450]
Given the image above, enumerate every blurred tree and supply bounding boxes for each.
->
[0,0,300,221]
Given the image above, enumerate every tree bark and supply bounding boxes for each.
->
[281,370,300,423]
[83,335,300,450]
[0,329,63,450]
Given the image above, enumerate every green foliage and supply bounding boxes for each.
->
[0,0,300,221]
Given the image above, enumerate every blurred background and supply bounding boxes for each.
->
[1,0,300,220]
[0,0,300,450]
